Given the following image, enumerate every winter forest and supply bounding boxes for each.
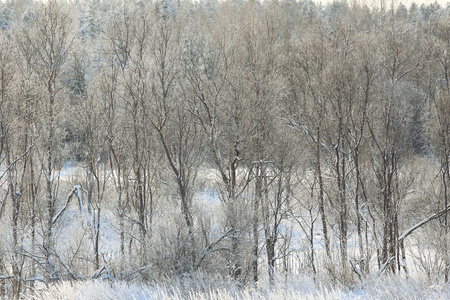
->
[0,0,450,298]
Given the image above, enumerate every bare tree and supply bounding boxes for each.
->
[368,14,427,274]
[0,27,25,299]
[283,20,332,263]
[18,1,76,281]
[181,9,253,281]
[98,5,132,275]
[430,17,450,282]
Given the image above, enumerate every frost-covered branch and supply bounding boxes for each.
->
[377,256,395,277]
[91,266,112,280]
[53,185,84,224]
[22,275,46,285]
[195,228,234,270]
[0,144,33,182]
[349,259,363,279]
[398,205,450,242]
[53,251,86,281]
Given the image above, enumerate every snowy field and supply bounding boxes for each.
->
[11,165,449,300]
[26,275,450,300]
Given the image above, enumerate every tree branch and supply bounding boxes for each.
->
[195,228,234,270]
[398,205,450,242]
[0,144,33,182]
[52,186,83,224]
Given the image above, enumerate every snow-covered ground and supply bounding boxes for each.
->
[4,163,447,300]
[27,274,450,300]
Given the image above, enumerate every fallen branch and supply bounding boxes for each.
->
[22,275,47,285]
[377,256,395,277]
[53,250,85,281]
[399,205,450,242]
[128,264,152,281]
[52,185,84,224]
[91,266,107,279]
[349,259,363,280]
[195,228,234,270]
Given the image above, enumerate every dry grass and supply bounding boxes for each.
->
[24,273,450,300]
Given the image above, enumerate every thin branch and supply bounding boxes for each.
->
[0,144,33,182]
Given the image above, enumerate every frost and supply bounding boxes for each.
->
[29,275,450,300]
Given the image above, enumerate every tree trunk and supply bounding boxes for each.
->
[45,90,55,278]
[30,151,36,292]
[316,127,330,258]
[309,210,317,276]
[262,170,276,286]
[354,146,366,273]
[252,164,261,284]
[336,120,348,270]
[7,149,21,299]
[443,148,449,282]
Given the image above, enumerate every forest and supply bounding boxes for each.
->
[0,0,449,298]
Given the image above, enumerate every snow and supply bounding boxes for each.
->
[29,274,450,300]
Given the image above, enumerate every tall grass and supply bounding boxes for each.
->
[24,273,450,300]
